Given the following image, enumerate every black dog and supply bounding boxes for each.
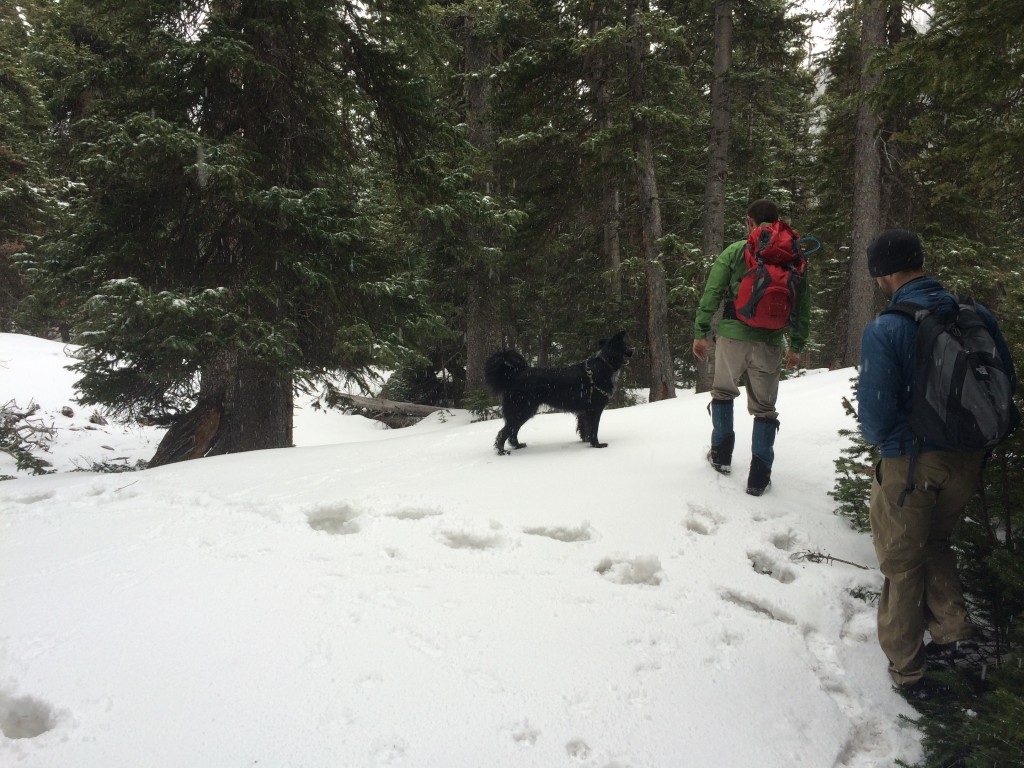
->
[483,331,633,455]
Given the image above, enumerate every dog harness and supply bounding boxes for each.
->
[584,358,613,401]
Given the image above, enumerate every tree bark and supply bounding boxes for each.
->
[148,394,224,468]
[627,0,675,402]
[599,130,623,301]
[696,0,733,394]
[462,9,502,397]
[841,0,887,368]
[199,350,293,457]
[583,10,623,300]
[151,350,294,467]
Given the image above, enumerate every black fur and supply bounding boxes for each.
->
[483,331,633,455]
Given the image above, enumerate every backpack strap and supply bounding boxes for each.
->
[879,300,927,507]
[785,261,806,332]
[735,263,773,321]
[885,295,970,322]
[753,227,773,260]
[881,300,928,322]
[897,440,920,508]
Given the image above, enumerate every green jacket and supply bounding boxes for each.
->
[693,239,811,353]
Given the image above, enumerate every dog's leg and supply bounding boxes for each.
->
[494,424,512,455]
[496,419,529,455]
[508,426,527,450]
[500,394,534,452]
[576,413,591,442]
[586,409,607,448]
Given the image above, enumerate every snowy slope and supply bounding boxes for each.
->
[0,333,923,767]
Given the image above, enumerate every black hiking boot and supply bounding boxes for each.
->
[746,455,772,496]
[899,675,954,703]
[707,433,734,475]
[925,629,995,673]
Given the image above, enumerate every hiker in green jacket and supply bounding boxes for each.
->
[692,199,811,496]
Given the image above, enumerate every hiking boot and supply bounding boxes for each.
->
[707,450,730,474]
[924,640,961,669]
[926,639,961,657]
[926,630,994,672]
[746,455,771,496]
[708,400,734,474]
[747,416,779,496]
[899,675,953,703]
[708,433,734,475]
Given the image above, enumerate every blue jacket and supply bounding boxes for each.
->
[857,276,1016,457]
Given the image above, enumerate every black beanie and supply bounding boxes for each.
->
[867,229,924,277]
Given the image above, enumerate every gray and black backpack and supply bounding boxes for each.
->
[884,296,1020,505]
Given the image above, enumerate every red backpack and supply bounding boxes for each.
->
[733,221,806,331]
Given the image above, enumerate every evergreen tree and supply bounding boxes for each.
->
[829,380,876,533]
[20,0,447,456]
[807,0,919,369]
[0,0,62,334]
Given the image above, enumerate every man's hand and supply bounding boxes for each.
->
[693,338,710,362]
[785,351,801,370]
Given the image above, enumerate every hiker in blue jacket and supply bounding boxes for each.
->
[858,229,1017,696]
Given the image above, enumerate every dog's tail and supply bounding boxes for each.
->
[484,350,528,393]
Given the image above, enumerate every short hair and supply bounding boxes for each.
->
[747,199,780,224]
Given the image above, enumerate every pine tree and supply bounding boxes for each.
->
[22,0,447,456]
[0,0,62,334]
[806,0,919,369]
[829,379,877,533]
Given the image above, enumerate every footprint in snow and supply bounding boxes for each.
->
[750,505,788,523]
[748,550,797,584]
[5,490,56,505]
[307,503,361,535]
[522,522,593,543]
[507,719,540,746]
[439,529,507,551]
[718,588,796,625]
[566,738,592,761]
[388,507,443,521]
[595,555,664,586]
[683,503,723,535]
[0,690,58,739]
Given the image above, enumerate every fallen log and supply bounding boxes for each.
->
[336,394,443,428]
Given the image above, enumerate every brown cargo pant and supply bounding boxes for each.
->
[711,336,784,419]
[869,449,985,684]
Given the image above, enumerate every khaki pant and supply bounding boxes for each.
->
[870,449,985,684]
[711,335,783,418]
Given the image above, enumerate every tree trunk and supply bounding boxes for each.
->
[466,259,502,396]
[148,394,224,468]
[602,184,622,300]
[696,0,733,394]
[628,0,675,402]
[159,0,296,461]
[200,350,293,456]
[583,11,623,300]
[462,9,502,397]
[841,0,886,368]
[151,351,294,467]
[702,0,733,261]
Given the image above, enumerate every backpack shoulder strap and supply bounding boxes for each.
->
[878,299,927,508]
[881,301,928,322]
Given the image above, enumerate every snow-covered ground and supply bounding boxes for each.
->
[0,333,923,767]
